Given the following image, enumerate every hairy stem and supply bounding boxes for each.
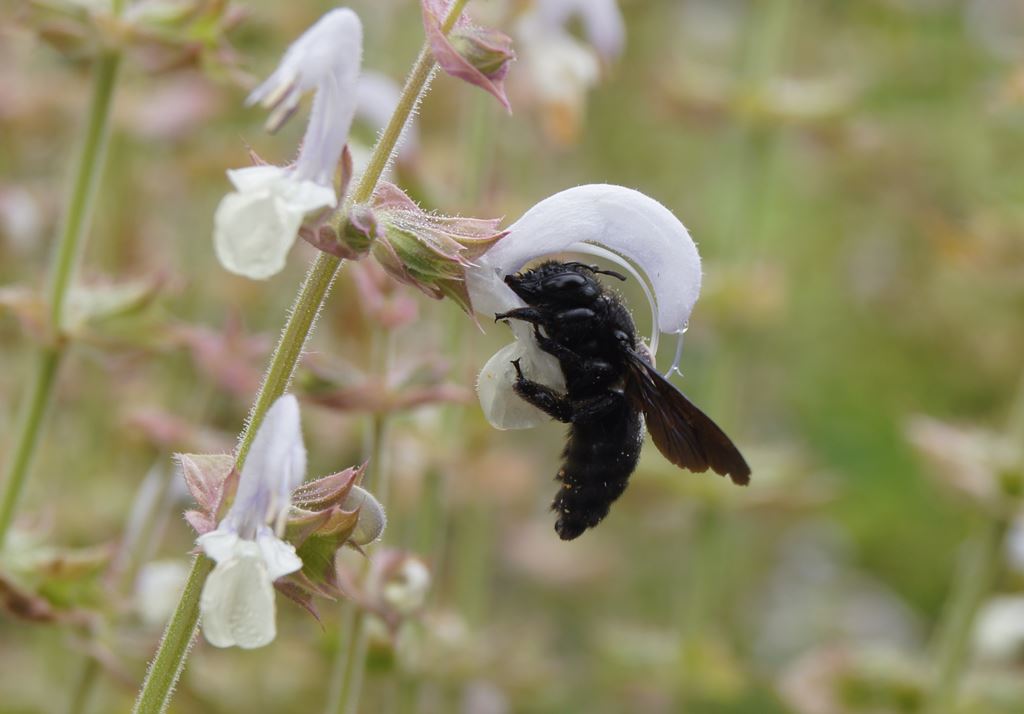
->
[0,50,122,548]
[133,1,470,710]
[132,555,213,714]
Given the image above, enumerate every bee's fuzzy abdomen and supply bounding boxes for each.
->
[551,405,643,540]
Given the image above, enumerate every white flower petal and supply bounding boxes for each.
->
[467,184,701,337]
[213,189,303,280]
[273,8,362,185]
[251,9,362,99]
[275,177,337,215]
[226,165,288,193]
[476,324,566,430]
[341,485,387,545]
[197,528,241,564]
[256,528,303,581]
[228,395,307,536]
[200,541,278,649]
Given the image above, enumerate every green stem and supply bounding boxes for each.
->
[326,600,371,714]
[925,515,1007,714]
[132,556,213,714]
[236,251,342,463]
[0,50,122,549]
[133,2,471,710]
[68,656,101,714]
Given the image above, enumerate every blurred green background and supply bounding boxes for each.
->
[1,0,1023,712]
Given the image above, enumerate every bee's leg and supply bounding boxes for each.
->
[510,359,573,423]
[494,307,545,325]
[570,391,627,424]
[531,324,578,361]
[532,328,616,385]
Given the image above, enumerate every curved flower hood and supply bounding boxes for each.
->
[466,184,702,429]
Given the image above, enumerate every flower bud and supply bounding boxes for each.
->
[421,0,515,111]
[449,26,515,80]
[340,204,380,257]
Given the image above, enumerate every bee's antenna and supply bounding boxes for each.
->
[591,267,627,282]
[561,261,628,281]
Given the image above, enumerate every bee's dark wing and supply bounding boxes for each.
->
[623,349,751,485]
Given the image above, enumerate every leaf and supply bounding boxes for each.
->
[294,528,355,594]
[274,580,322,623]
[284,507,333,549]
[66,276,165,334]
[177,453,235,513]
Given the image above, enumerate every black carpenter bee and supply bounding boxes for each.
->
[495,260,750,540]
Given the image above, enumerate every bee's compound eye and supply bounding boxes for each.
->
[543,273,588,291]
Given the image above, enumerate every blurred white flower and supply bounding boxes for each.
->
[356,71,419,161]
[515,0,624,143]
[465,184,701,429]
[197,395,306,649]
[214,8,363,280]
[965,0,1024,61]
[531,0,625,61]
[0,187,43,253]
[381,555,431,615]
[974,596,1024,663]
[135,559,190,628]
[1006,518,1024,573]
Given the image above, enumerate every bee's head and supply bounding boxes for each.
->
[504,261,625,307]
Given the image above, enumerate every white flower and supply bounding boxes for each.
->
[514,0,624,142]
[520,31,599,108]
[213,8,363,280]
[381,556,431,615]
[196,395,306,649]
[466,184,701,429]
[974,595,1024,662]
[532,0,625,61]
[135,560,190,628]
[356,71,419,162]
[1006,517,1024,574]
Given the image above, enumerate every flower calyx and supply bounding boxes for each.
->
[345,183,507,317]
[421,0,516,112]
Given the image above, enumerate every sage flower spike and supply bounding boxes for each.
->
[214,8,363,280]
[466,184,701,430]
[196,395,307,649]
